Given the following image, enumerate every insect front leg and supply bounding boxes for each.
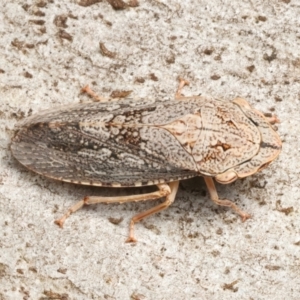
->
[81,85,112,102]
[233,97,280,125]
[55,182,179,243]
[81,85,132,102]
[175,77,190,99]
[203,177,251,222]
[264,114,280,125]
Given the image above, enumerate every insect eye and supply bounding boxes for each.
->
[215,170,238,184]
[257,162,271,172]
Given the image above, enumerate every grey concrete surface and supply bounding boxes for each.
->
[0,0,300,299]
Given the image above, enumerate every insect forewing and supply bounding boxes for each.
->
[11,99,199,187]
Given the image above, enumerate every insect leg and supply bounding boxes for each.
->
[81,85,109,102]
[203,177,251,222]
[264,114,280,125]
[232,97,252,109]
[175,77,190,99]
[126,181,179,243]
[54,182,179,242]
[54,184,171,228]
[233,97,280,125]
[81,85,132,102]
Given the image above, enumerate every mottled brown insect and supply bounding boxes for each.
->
[11,79,282,242]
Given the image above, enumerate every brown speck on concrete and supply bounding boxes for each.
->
[24,71,33,78]
[257,16,267,22]
[246,65,255,72]
[68,13,78,20]
[143,223,161,235]
[211,74,220,80]
[43,290,69,300]
[108,217,123,224]
[29,19,45,25]
[22,4,30,11]
[263,112,273,118]
[57,29,73,42]
[216,228,223,235]
[131,292,146,300]
[263,50,277,62]
[223,280,239,292]
[11,38,25,50]
[38,26,46,34]
[26,43,35,49]
[78,0,102,6]
[292,58,300,68]
[99,42,117,58]
[135,77,145,83]
[36,0,48,7]
[57,268,67,274]
[204,48,214,55]
[265,265,281,271]
[54,15,68,28]
[276,200,293,215]
[33,10,45,17]
[128,0,139,7]
[166,54,175,64]
[29,267,37,273]
[11,39,35,51]
[107,0,128,9]
[214,55,222,61]
[211,250,220,257]
[188,232,200,239]
[149,73,158,81]
[110,90,132,98]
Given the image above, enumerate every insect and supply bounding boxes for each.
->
[11,79,282,242]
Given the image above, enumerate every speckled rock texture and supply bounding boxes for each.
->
[0,1,299,299]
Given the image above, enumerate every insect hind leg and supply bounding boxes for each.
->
[126,181,179,243]
[55,182,179,242]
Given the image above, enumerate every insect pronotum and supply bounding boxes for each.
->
[11,79,282,242]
